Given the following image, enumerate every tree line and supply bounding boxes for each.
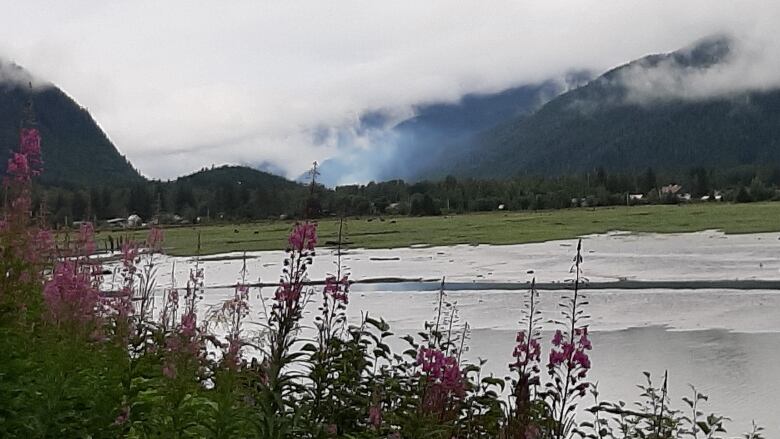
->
[30,164,780,227]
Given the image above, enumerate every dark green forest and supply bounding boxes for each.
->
[30,163,780,227]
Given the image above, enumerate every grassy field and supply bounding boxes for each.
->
[95,202,780,256]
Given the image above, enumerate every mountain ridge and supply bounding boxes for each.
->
[442,35,780,178]
[0,60,143,186]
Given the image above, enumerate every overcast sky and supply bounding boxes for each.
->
[1,1,778,180]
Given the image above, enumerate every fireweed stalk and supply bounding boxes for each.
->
[505,278,544,437]
[161,230,205,380]
[416,279,466,422]
[546,239,592,438]
[43,223,102,334]
[206,253,251,369]
[310,217,350,428]
[0,123,52,311]
[260,221,317,418]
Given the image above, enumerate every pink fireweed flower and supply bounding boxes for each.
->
[43,260,100,327]
[113,405,130,426]
[162,310,203,379]
[368,404,382,429]
[19,128,41,170]
[180,311,197,338]
[78,222,97,256]
[146,227,164,252]
[288,221,317,252]
[548,327,592,379]
[324,274,349,304]
[551,329,564,346]
[417,347,465,396]
[275,281,303,302]
[121,241,140,265]
[6,152,30,183]
[511,330,541,369]
[162,363,177,380]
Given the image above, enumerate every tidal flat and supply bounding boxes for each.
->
[102,230,780,435]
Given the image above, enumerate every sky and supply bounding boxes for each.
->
[0,1,779,180]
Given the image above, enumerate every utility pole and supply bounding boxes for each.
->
[305,161,320,219]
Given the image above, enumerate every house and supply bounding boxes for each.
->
[106,218,127,228]
[127,214,143,227]
[629,193,644,201]
[660,184,682,195]
[385,202,402,214]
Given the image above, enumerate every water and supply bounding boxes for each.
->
[120,230,780,436]
[343,289,780,435]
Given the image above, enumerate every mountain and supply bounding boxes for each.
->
[447,36,780,178]
[313,74,590,186]
[164,165,307,220]
[0,61,142,186]
[175,164,302,191]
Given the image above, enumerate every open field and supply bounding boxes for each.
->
[95,202,780,256]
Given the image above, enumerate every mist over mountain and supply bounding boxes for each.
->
[0,61,142,185]
[311,73,591,186]
[0,60,142,186]
[445,35,780,178]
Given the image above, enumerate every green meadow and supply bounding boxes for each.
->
[98,202,780,256]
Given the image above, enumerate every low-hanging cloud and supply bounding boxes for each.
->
[619,27,780,104]
[1,1,780,180]
[0,60,50,89]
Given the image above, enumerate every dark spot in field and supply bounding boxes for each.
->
[233,229,239,233]
[349,230,400,236]
[254,231,259,234]
[324,240,355,246]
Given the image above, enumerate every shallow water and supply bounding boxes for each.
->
[342,289,780,435]
[117,230,780,436]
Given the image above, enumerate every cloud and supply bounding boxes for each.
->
[0,1,779,180]
[619,27,780,104]
[0,60,49,89]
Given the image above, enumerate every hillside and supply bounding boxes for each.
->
[446,36,780,178]
[159,165,307,220]
[175,165,302,191]
[314,75,589,186]
[0,61,142,186]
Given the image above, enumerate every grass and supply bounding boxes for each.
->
[93,202,780,256]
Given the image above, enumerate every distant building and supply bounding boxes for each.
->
[127,214,142,227]
[386,202,402,214]
[629,193,644,201]
[660,184,682,195]
[106,218,127,228]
